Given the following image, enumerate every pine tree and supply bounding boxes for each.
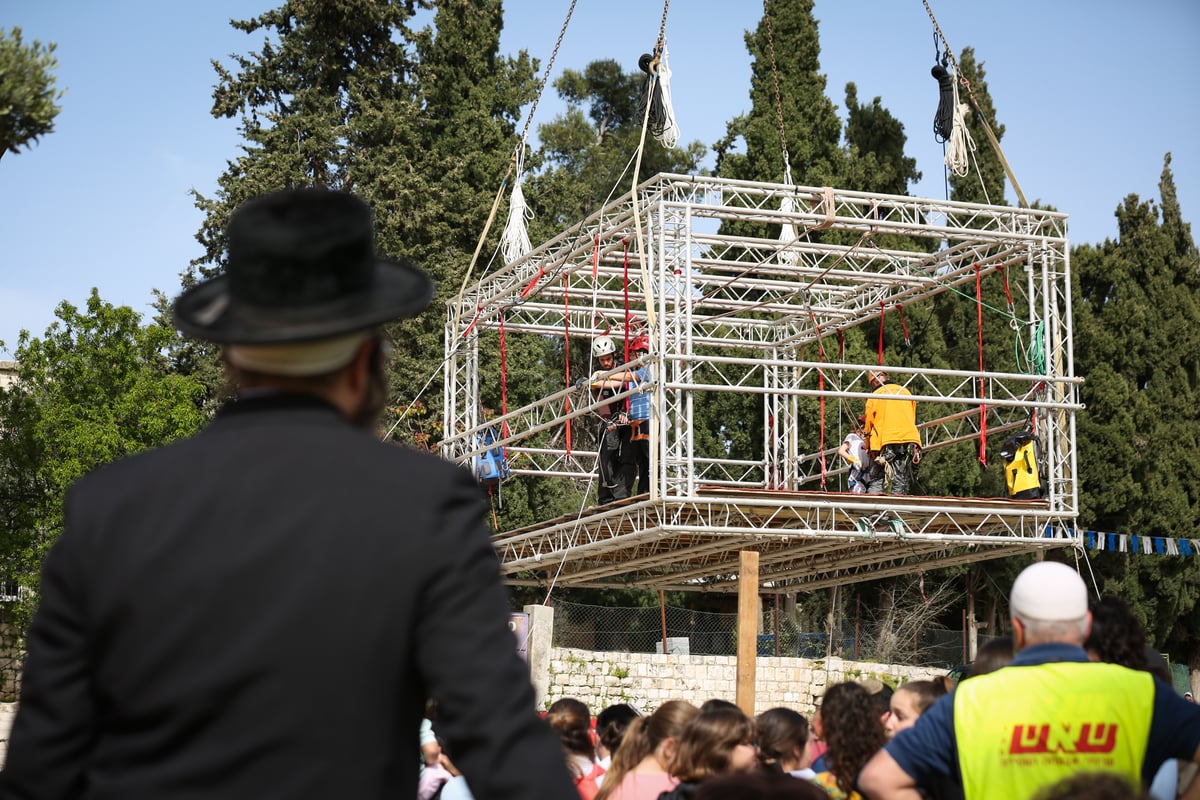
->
[714,0,844,189]
[842,82,921,198]
[178,0,538,448]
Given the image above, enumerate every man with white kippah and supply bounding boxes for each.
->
[860,560,1200,800]
[1,188,578,799]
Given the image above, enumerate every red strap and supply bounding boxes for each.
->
[896,303,910,348]
[563,275,572,455]
[877,301,886,365]
[592,233,600,280]
[976,263,987,466]
[499,313,509,458]
[520,267,544,298]
[998,263,1014,314]
[809,310,828,489]
[818,367,827,490]
[462,305,483,338]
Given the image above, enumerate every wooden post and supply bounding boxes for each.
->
[967,584,979,662]
[736,550,760,716]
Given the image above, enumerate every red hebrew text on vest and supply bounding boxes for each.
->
[1009,723,1118,755]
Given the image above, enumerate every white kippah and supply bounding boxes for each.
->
[1009,561,1088,622]
[225,332,370,377]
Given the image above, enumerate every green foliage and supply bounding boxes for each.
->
[0,27,64,161]
[183,0,540,446]
[523,59,705,242]
[714,0,844,188]
[1072,156,1200,665]
[842,82,921,197]
[0,292,205,634]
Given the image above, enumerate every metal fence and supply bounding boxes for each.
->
[550,599,1001,668]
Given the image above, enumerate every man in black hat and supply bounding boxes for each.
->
[1,189,577,799]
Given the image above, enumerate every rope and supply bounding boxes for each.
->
[630,55,658,332]
[777,189,799,267]
[500,154,533,264]
[921,0,1028,207]
[943,73,975,178]
[932,61,955,142]
[454,0,578,316]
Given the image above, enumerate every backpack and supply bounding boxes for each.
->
[999,431,1042,499]
[473,425,510,485]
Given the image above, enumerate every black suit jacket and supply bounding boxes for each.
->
[1,394,575,799]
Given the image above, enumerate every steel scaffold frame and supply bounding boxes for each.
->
[442,174,1080,592]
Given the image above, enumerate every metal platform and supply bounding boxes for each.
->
[494,488,1070,593]
[442,174,1082,592]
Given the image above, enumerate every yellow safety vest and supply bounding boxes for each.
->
[954,662,1154,800]
[864,383,920,451]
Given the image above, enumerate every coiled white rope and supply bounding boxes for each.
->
[943,75,975,177]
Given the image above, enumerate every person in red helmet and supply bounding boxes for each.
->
[584,334,652,498]
[586,335,634,504]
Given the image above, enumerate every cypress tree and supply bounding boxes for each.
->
[1075,156,1200,665]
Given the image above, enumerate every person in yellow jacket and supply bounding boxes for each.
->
[862,370,921,495]
[858,561,1200,800]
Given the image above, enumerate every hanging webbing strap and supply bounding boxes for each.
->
[563,274,572,455]
[896,303,911,348]
[623,240,633,414]
[809,308,828,489]
[462,305,483,338]
[499,312,510,458]
[520,266,545,298]
[877,301,886,365]
[998,263,1015,316]
[623,240,632,357]
[975,263,987,466]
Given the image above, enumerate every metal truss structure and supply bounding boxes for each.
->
[442,173,1082,593]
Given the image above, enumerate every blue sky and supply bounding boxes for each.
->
[2,0,1197,352]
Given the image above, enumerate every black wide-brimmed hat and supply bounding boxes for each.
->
[173,188,434,344]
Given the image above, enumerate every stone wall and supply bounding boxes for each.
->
[0,702,15,766]
[540,646,944,715]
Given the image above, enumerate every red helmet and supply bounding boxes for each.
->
[629,335,650,353]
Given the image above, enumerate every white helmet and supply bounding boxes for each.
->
[592,336,616,358]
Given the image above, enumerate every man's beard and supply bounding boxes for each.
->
[350,340,388,430]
